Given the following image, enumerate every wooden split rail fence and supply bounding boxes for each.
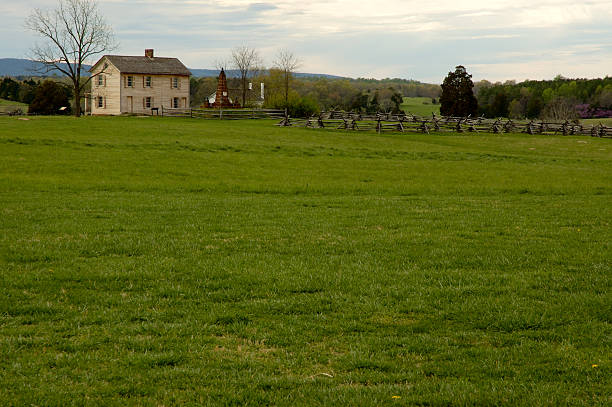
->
[1,106,286,119]
[277,111,612,138]
[0,106,26,116]
[161,107,285,120]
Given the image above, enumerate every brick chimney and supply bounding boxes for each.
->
[145,49,154,58]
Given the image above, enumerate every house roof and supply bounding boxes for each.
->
[91,55,191,76]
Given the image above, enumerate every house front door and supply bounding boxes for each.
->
[127,96,133,113]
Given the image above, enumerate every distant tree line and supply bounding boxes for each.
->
[7,67,611,120]
[1,77,72,114]
[190,73,441,116]
[192,67,612,121]
[475,76,612,120]
[1,77,40,104]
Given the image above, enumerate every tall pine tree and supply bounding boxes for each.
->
[440,65,478,117]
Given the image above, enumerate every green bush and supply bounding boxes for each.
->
[264,94,319,118]
[28,80,72,115]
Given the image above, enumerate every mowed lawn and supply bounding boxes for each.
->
[0,99,28,114]
[400,97,440,117]
[0,116,610,406]
[0,99,28,107]
[582,118,612,127]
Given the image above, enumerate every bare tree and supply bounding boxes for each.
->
[231,46,262,107]
[25,0,117,116]
[213,58,232,72]
[542,97,578,121]
[273,49,301,107]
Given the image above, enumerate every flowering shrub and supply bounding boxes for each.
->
[575,104,612,119]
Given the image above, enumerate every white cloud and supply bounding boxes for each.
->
[2,0,612,81]
[470,54,612,82]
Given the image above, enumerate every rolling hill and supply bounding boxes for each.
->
[0,58,342,79]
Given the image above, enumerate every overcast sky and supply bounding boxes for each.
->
[1,0,611,83]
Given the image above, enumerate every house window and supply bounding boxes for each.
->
[145,76,152,87]
[126,76,134,87]
[172,77,178,88]
[145,97,152,108]
[173,97,179,108]
[97,75,104,86]
[97,96,104,108]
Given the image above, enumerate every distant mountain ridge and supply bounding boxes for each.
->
[189,68,343,79]
[0,58,85,77]
[0,58,343,79]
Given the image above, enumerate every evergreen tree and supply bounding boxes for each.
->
[490,92,509,117]
[391,92,404,114]
[367,91,380,114]
[349,93,369,112]
[440,65,478,117]
[28,80,71,115]
[0,78,20,101]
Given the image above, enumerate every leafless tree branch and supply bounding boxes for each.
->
[231,46,263,106]
[213,58,232,72]
[273,49,301,107]
[25,0,118,116]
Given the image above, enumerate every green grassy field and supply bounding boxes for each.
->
[0,116,610,406]
[400,97,440,117]
[582,118,612,126]
[0,98,27,107]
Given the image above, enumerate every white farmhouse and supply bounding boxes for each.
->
[89,49,190,115]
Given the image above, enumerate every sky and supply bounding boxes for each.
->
[1,0,611,83]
